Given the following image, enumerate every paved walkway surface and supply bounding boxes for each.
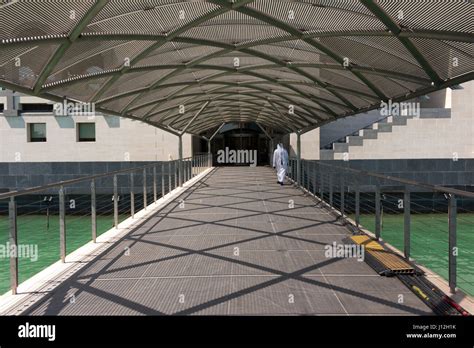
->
[23,167,432,315]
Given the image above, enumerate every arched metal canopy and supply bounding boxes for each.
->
[1,0,473,136]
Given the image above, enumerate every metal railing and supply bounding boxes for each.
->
[287,158,474,295]
[0,153,212,295]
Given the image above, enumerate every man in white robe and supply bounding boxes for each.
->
[273,143,288,185]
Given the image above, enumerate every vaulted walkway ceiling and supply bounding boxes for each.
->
[1,0,473,135]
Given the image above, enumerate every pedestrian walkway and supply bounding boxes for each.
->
[21,167,431,315]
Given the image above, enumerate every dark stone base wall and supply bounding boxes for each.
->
[300,159,474,212]
[315,159,474,190]
[0,161,166,194]
[1,158,473,196]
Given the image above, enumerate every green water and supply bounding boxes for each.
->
[351,213,474,296]
[1,212,473,297]
[0,214,128,295]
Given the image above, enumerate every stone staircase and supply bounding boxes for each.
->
[320,108,451,160]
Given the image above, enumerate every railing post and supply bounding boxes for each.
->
[329,175,333,208]
[143,168,147,209]
[9,197,18,294]
[318,165,323,198]
[183,160,186,182]
[340,175,345,217]
[188,157,193,180]
[300,159,305,190]
[448,194,457,293]
[178,159,182,187]
[403,187,411,259]
[59,185,66,262]
[291,159,294,181]
[130,172,135,218]
[189,158,191,178]
[320,171,325,201]
[375,185,381,240]
[178,135,183,187]
[113,175,118,228]
[288,159,292,180]
[312,162,316,194]
[91,179,97,243]
[304,161,308,190]
[174,161,178,188]
[296,132,301,186]
[153,165,157,202]
[161,163,165,197]
[168,161,172,192]
[355,184,360,227]
[187,160,190,181]
[301,160,305,191]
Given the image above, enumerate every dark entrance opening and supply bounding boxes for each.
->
[211,123,270,166]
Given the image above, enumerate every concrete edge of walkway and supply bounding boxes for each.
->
[288,176,474,315]
[0,167,215,315]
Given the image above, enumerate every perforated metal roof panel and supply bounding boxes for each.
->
[0,0,473,135]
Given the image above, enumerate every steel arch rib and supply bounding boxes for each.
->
[225,3,389,100]
[137,81,328,123]
[131,90,311,126]
[32,0,110,95]
[89,0,256,102]
[360,0,443,85]
[153,98,310,129]
[0,0,472,136]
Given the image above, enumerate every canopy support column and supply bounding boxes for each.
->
[178,101,211,187]
[206,123,225,167]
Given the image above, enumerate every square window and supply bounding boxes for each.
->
[27,123,46,142]
[77,123,96,142]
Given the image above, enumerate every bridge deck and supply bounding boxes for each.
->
[23,167,431,315]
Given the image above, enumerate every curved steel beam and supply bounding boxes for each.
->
[41,59,431,99]
[32,0,110,95]
[109,67,347,117]
[360,0,443,85]
[238,47,357,110]
[192,119,287,134]
[138,90,310,126]
[161,100,293,126]
[171,108,287,132]
[121,47,234,113]
[229,3,388,100]
[151,96,283,120]
[187,111,293,134]
[89,0,256,102]
[119,46,345,114]
[2,25,472,50]
[3,71,472,137]
[137,81,327,123]
[181,107,290,131]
